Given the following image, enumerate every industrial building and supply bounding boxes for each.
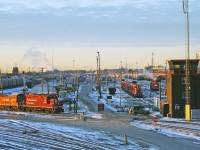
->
[163,59,200,118]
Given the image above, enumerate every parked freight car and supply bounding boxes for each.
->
[121,81,142,98]
[1,78,24,89]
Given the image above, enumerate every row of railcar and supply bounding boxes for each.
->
[0,78,24,89]
[121,81,143,98]
[0,93,64,113]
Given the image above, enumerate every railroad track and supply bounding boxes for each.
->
[0,119,119,150]
[136,120,200,139]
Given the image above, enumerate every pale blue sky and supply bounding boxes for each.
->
[0,0,199,72]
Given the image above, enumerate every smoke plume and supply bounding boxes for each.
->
[23,48,52,70]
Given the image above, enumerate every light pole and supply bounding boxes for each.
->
[97,52,102,98]
[159,80,162,106]
[183,0,191,121]
[96,56,99,92]
[0,69,2,94]
[132,64,134,79]
[52,50,54,93]
[136,62,138,80]
[120,61,122,107]
[73,60,75,94]
[106,75,108,104]
[73,60,75,72]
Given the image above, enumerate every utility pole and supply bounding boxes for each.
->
[96,56,99,92]
[120,61,122,107]
[97,52,102,98]
[106,75,108,104]
[39,67,46,93]
[136,62,138,80]
[152,52,154,68]
[76,76,79,114]
[132,64,134,79]
[59,69,63,96]
[73,60,75,94]
[128,64,130,79]
[0,68,3,94]
[52,50,54,93]
[98,52,102,98]
[22,71,27,94]
[159,80,162,104]
[183,0,191,121]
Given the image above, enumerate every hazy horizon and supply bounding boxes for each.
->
[0,0,199,72]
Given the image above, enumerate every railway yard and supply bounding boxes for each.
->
[0,0,200,149]
[0,119,117,150]
[0,79,200,149]
[0,111,160,150]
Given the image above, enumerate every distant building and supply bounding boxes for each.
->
[12,67,19,75]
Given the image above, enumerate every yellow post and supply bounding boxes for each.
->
[129,109,132,114]
[79,113,83,119]
[185,104,191,121]
[124,133,127,145]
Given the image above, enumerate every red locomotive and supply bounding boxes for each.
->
[0,94,25,111]
[0,93,64,113]
[150,80,159,91]
[121,81,142,98]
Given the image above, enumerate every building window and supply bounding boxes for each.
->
[182,77,186,84]
[182,92,186,99]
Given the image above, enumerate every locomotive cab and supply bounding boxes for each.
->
[47,94,64,113]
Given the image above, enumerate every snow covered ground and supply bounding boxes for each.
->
[88,80,165,112]
[1,80,200,149]
[88,80,200,145]
[130,118,200,145]
[0,111,159,150]
[1,86,26,95]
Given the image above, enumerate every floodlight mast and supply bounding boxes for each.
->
[183,0,190,121]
